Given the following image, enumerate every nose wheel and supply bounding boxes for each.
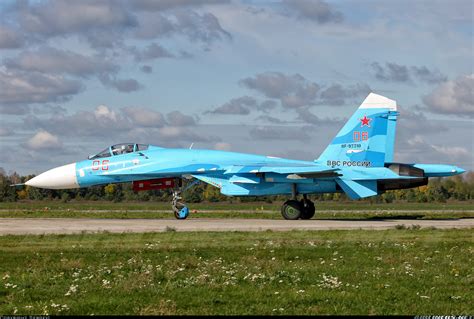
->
[172,190,189,219]
[171,179,200,219]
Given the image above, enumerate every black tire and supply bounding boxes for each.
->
[300,200,315,220]
[174,211,188,220]
[281,200,303,220]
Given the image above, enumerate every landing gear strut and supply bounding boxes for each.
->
[300,195,315,220]
[281,186,315,220]
[172,190,189,219]
[171,179,200,219]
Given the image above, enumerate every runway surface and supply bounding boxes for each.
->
[0,218,473,235]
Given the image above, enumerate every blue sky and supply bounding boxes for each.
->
[0,0,472,174]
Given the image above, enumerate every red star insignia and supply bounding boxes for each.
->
[360,115,371,127]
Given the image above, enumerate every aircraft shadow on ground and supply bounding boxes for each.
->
[320,215,461,221]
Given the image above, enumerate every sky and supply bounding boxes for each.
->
[0,0,473,175]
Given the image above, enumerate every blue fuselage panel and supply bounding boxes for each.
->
[73,147,464,197]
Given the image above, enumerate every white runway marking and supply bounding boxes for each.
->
[0,218,472,235]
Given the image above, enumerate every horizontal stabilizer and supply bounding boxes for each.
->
[336,179,378,199]
[412,164,465,177]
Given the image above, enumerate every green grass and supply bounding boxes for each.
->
[0,229,472,315]
[0,201,473,220]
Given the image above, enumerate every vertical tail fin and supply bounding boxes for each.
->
[317,93,398,168]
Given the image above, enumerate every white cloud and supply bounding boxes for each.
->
[240,72,319,108]
[25,130,63,150]
[282,0,343,24]
[0,68,82,105]
[405,135,469,163]
[166,111,196,126]
[0,25,23,48]
[94,105,118,121]
[159,126,183,138]
[431,145,469,158]
[0,127,13,136]
[423,74,474,117]
[4,46,118,76]
[122,106,165,127]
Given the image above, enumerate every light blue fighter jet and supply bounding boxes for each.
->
[25,93,465,219]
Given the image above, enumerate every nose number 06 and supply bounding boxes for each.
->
[92,160,109,171]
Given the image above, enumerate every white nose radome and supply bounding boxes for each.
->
[25,163,79,189]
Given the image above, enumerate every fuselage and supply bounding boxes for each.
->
[25,144,465,198]
[77,147,316,187]
[22,93,467,220]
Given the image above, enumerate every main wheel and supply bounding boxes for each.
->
[281,200,303,220]
[300,199,315,220]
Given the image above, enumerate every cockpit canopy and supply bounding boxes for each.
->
[88,143,149,159]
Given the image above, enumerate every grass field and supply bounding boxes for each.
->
[0,200,473,220]
[0,229,472,315]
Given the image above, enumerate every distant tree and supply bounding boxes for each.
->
[104,184,117,201]
[9,172,21,185]
[26,186,44,200]
[137,191,151,201]
[17,189,28,200]
[405,189,417,202]
[61,192,71,203]
[381,191,395,203]
[323,193,334,201]
[84,186,104,201]
[0,173,17,202]
[203,184,225,202]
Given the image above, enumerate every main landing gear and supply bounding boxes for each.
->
[281,185,315,220]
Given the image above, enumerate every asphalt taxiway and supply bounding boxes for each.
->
[0,218,472,235]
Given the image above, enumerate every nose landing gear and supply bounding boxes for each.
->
[171,179,200,220]
[172,190,189,219]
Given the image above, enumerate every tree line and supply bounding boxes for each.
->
[0,170,473,203]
